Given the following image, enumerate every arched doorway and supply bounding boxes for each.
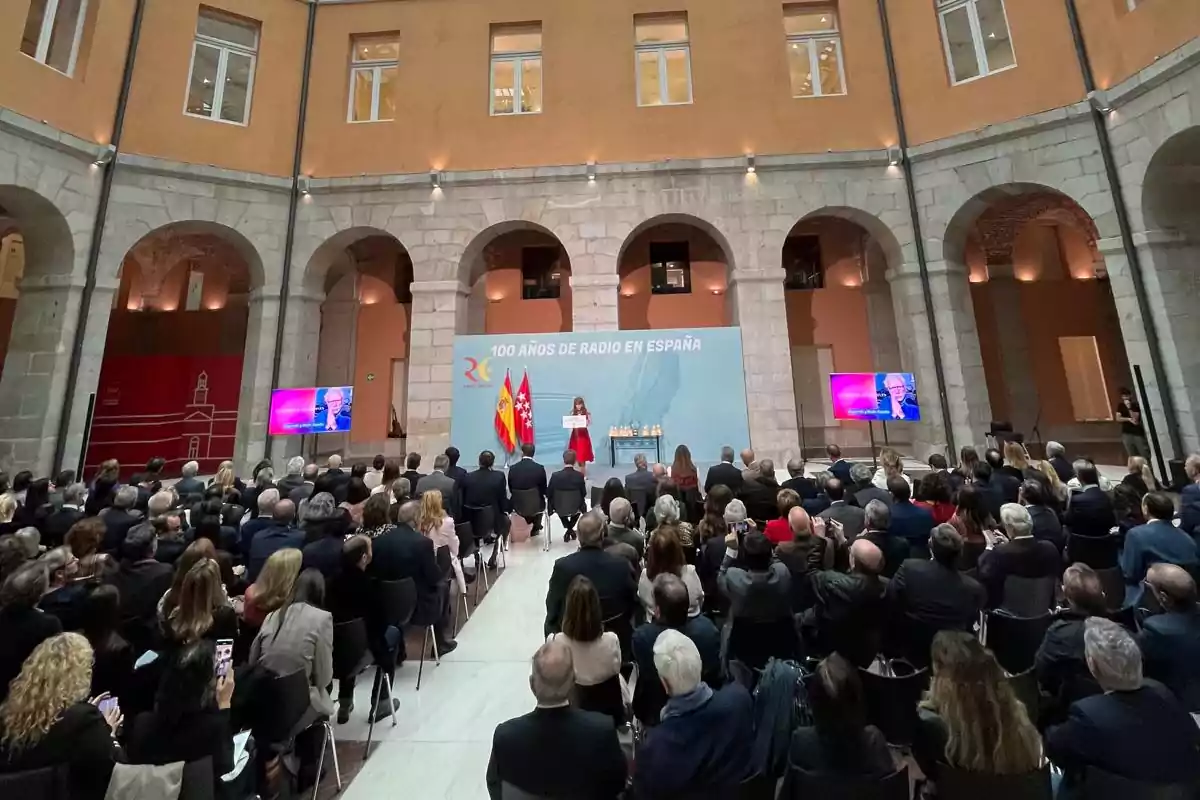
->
[782,209,904,457]
[947,185,1128,462]
[616,215,731,330]
[460,222,572,335]
[86,224,262,479]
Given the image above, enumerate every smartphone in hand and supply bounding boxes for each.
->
[98,697,118,716]
[215,639,234,678]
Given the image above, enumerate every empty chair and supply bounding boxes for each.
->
[783,766,910,800]
[937,765,1052,800]
[982,610,1053,676]
[1081,766,1198,800]
[860,665,930,746]
[1066,533,1120,570]
[999,575,1057,618]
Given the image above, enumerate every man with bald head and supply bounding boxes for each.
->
[740,448,758,482]
[775,506,833,611]
[1139,563,1200,710]
[486,639,626,799]
[246,498,304,581]
[805,538,890,666]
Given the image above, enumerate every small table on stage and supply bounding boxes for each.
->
[609,434,663,467]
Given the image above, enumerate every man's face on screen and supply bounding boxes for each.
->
[885,376,906,402]
[326,390,344,416]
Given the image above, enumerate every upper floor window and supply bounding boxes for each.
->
[1126,0,1141,9]
[185,8,259,125]
[521,247,562,299]
[491,23,542,115]
[635,13,692,107]
[937,0,1015,85]
[20,0,88,76]
[784,5,846,97]
[349,35,398,122]
[784,235,824,289]
[649,242,691,294]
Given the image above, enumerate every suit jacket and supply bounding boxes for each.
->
[302,536,344,579]
[486,706,627,800]
[852,483,891,509]
[704,461,744,494]
[970,479,1004,523]
[288,481,315,506]
[0,605,62,703]
[809,570,890,666]
[719,561,791,622]
[1064,486,1116,539]
[1049,455,1075,484]
[781,475,818,500]
[738,478,781,525]
[1028,504,1065,552]
[276,473,305,498]
[977,536,1062,609]
[369,524,443,625]
[888,500,937,546]
[0,701,119,800]
[113,558,174,624]
[100,508,143,553]
[1180,482,1200,539]
[507,458,548,511]
[829,459,853,485]
[888,559,985,632]
[859,529,910,579]
[801,494,832,517]
[1035,609,1102,726]
[624,467,658,498]
[238,515,274,556]
[401,469,425,489]
[446,464,468,485]
[817,501,866,541]
[1120,520,1199,591]
[41,505,85,548]
[990,471,1021,504]
[1045,680,1200,785]
[246,524,305,582]
[1138,606,1200,711]
[547,467,586,515]
[461,467,510,519]
[416,470,461,518]
[250,602,335,719]
[173,476,206,502]
[544,546,638,636]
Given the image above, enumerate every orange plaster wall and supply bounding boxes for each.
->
[1076,0,1200,90]
[617,225,728,330]
[351,301,409,443]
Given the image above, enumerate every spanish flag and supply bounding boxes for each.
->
[494,369,517,453]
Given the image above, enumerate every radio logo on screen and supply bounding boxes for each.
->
[463,356,492,384]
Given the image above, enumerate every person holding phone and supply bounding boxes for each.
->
[127,641,242,796]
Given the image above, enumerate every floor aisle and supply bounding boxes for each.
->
[338,519,568,799]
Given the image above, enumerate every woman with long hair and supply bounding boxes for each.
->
[696,484,734,613]
[339,477,372,526]
[417,490,465,595]
[211,464,236,495]
[552,576,622,688]
[787,652,894,778]
[1111,482,1146,537]
[567,396,593,476]
[166,558,238,647]
[670,445,699,492]
[159,538,221,625]
[598,478,626,520]
[639,525,703,618]
[371,461,401,495]
[0,633,122,799]
[915,631,1041,782]
[81,584,133,702]
[949,484,996,569]
[242,547,302,628]
[871,448,911,490]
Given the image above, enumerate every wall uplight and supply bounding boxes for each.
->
[887,146,903,167]
[297,175,311,195]
[745,154,756,174]
[430,170,442,189]
[93,144,116,167]
[586,160,597,183]
[1087,89,1112,115]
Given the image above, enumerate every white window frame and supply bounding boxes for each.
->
[347,39,398,123]
[936,0,1017,86]
[489,36,542,116]
[183,10,259,126]
[23,0,89,76]
[1125,0,1140,10]
[634,19,693,107]
[785,9,847,98]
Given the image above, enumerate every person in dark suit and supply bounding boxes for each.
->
[99,485,143,554]
[816,478,866,541]
[415,454,461,520]
[886,477,936,556]
[738,458,781,526]
[1035,563,1107,727]
[370,500,456,655]
[1181,454,1200,540]
[804,539,890,667]
[112,526,173,632]
[301,498,351,579]
[781,458,818,500]
[238,487,279,556]
[246,499,305,582]
[1045,618,1200,791]
[978,503,1062,612]
[486,638,627,800]
[969,463,1005,524]
[985,448,1021,504]
[1019,479,1065,553]
[1138,563,1200,710]
[40,482,86,549]
[547,450,587,542]
[445,446,469,485]
[1064,464,1116,539]
[288,463,320,506]
[0,562,63,704]
[508,443,548,536]
[1121,492,1200,606]
[400,452,425,490]
[544,513,637,637]
[461,450,510,566]
[173,460,206,504]
[849,462,890,509]
[887,525,986,650]
[1046,441,1075,485]
[826,444,853,486]
[858,499,909,579]
[703,446,744,495]
[276,456,307,499]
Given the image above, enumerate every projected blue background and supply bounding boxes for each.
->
[450,327,750,467]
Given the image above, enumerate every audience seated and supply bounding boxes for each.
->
[800,471,834,517]
[1137,563,1200,710]
[886,476,936,557]
[486,639,627,800]
[775,507,832,612]
[604,497,644,557]
[1180,454,1200,540]
[301,492,352,578]
[113,526,173,633]
[81,585,134,702]
[949,484,995,569]
[805,539,889,667]
[416,490,466,595]
[463,450,511,566]
[545,449,586,543]
[1035,563,1107,726]
[1063,463,1116,539]
[1121,455,1158,498]
[0,633,122,800]
[246,498,303,582]
[546,512,638,637]
[242,547,301,629]
[785,652,894,780]
[633,629,754,798]
[718,530,791,624]
[950,446,979,492]
[238,487,278,556]
[871,448,911,492]
[38,545,91,632]
[826,444,852,485]
[67,517,116,582]
[505,444,546,536]
[888,524,986,643]
[99,486,143,554]
[1045,618,1200,791]
[650,493,696,560]
[779,458,815,499]
[640,518,704,620]
[914,631,1042,786]
[289,463,319,505]
[858,499,909,578]
[0,563,62,704]
[1120,491,1199,605]
[985,447,1021,504]
[978,503,1062,610]
[1019,479,1064,553]
[849,462,890,509]
[696,486,734,613]
[1046,441,1074,485]
[552,575,622,689]
[41,482,86,549]
[597,478,626,522]
[915,470,956,525]
[163,557,239,650]
[816,477,865,541]
[174,459,206,502]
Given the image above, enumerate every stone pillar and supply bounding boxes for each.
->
[728,268,799,465]
[234,289,280,472]
[570,274,619,332]
[57,280,117,475]
[268,289,324,465]
[984,262,1041,436]
[405,280,468,459]
[888,260,991,458]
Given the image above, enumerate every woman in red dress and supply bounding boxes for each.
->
[567,396,594,477]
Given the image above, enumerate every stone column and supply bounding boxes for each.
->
[888,260,991,458]
[268,289,323,465]
[405,280,468,459]
[234,289,280,472]
[570,274,619,332]
[984,262,1041,436]
[728,268,799,465]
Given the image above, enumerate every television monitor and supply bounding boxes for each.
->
[268,386,354,435]
[829,372,921,422]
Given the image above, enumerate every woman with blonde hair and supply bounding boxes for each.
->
[211,463,236,494]
[165,558,237,647]
[915,631,1041,783]
[1122,455,1158,498]
[0,633,122,799]
[416,490,465,595]
[242,548,302,627]
[871,448,911,490]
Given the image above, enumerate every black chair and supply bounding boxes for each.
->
[602,609,634,666]
[937,764,1051,800]
[1000,575,1057,618]
[251,669,317,783]
[1095,566,1128,613]
[628,488,651,526]
[511,487,544,519]
[1081,766,1198,799]
[982,610,1053,675]
[890,613,957,669]
[738,772,778,800]
[437,544,469,631]
[860,664,930,746]
[590,485,603,511]
[466,503,505,571]
[179,756,216,800]
[570,674,626,727]
[0,765,69,799]
[728,616,802,671]
[1066,533,1120,570]
[379,577,438,692]
[784,765,910,800]
[551,489,585,543]
[1006,667,1040,723]
[332,618,383,753]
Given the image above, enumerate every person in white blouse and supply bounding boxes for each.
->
[416,490,466,596]
[639,525,704,618]
[551,575,624,690]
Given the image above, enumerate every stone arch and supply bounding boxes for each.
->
[616,212,737,274]
[1142,126,1200,237]
[301,226,411,297]
[458,220,563,287]
[793,205,907,282]
[117,220,265,299]
[0,185,76,281]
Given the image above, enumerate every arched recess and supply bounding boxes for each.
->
[946,183,1129,462]
[304,228,413,460]
[616,213,734,330]
[783,207,906,457]
[458,221,573,335]
[84,222,264,478]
